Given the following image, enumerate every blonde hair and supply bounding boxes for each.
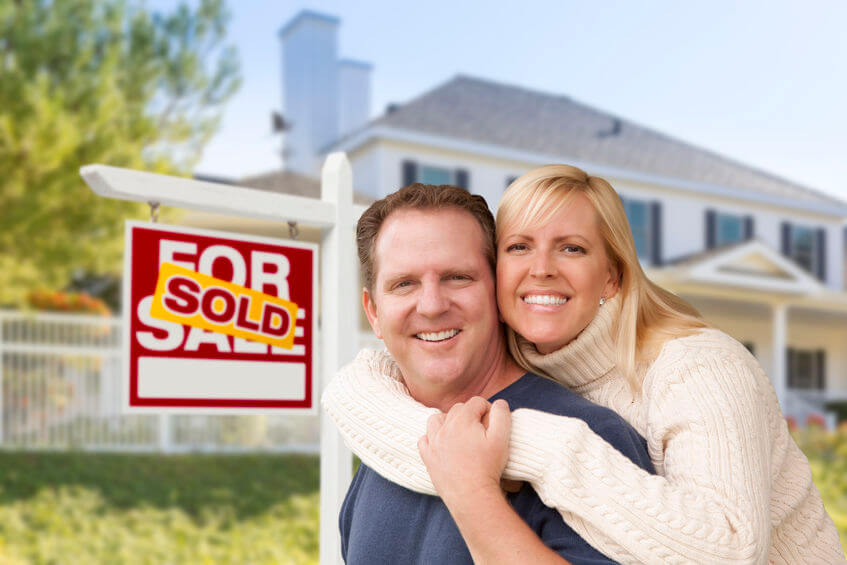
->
[497,164,708,391]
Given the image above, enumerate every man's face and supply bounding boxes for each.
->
[363,207,502,405]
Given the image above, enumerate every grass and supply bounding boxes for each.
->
[0,436,843,564]
[0,452,320,564]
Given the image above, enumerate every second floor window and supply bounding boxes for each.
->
[705,210,753,249]
[622,197,662,265]
[716,213,743,245]
[402,160,469,190]
[781,222,826,281]
[624,199,650,258]
[420,165,452,185]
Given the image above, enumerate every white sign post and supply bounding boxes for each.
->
[81,153,359,564]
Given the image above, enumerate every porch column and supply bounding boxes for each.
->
[771,303,787,411]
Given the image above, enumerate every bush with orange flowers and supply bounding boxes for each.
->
[27,289,111,316]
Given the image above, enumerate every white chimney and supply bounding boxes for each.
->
[338,59,372,139]
[279,11,340,176]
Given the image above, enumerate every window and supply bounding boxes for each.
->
[791,225,816,273]
[716,214,743,246]
[705,210,753,249]
[622,198,650,259]
[401,160,469,190]
[781,222,826,280]
[787,348,825,390]
[420,165,452,186]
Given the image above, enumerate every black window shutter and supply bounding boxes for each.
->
[650,201,662,266]
[781,222,792,256]
[705,209,716,249]
[816,228,827,282]
[744,216,754,240]
[402,160,418,187]
[455,169,469,190]
[786,347,795,388]
[816,349,826,390]
[506,176,518,189]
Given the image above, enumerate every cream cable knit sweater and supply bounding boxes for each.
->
[322,301,845,564]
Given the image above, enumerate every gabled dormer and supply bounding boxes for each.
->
[655,239,825,295]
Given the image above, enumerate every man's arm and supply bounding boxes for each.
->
[418,397,572,565]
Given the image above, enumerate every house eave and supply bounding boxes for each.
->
[330,126,847,219]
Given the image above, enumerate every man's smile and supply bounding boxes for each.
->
[415,329,461,342]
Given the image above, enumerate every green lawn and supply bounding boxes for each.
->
[0,433,844,564]
[0,452,320,564]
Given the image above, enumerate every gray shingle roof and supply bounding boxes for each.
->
[370,75,845,209]
[238,170,374,205]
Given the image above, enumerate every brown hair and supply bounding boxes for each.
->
[498,165,708,390]
[357,183,496,291]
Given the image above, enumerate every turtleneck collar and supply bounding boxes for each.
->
[513,294,619,390]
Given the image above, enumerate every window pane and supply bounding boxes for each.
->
[791,226,815,273]
[716,213,743,246]
[420,166,452,185]
[623,199,650,259]
[790,349,821,390]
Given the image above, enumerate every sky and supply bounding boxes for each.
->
[174,0,847,203]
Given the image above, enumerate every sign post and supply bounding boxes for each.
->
[81,153,359,564]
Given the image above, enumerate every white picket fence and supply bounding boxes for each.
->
[0,310,380,453]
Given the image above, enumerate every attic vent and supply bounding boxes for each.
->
[597,118,622,138]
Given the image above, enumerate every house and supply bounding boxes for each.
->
[227,10,847,425]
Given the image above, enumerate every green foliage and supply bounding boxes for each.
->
[0,452,319,563]
[792,425,847,552]
[0,0,241,307]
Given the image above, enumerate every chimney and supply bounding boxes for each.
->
[279,11,340,176]
[338,59,372,139]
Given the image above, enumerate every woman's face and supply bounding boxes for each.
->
[496,193,619,354]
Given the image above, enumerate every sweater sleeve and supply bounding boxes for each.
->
[322,346,775,564]
[506,343,774,564]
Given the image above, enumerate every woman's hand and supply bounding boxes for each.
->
[417,397,511,506]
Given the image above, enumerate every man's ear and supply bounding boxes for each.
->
[362,287,382,339]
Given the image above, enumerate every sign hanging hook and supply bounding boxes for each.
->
[288,220,299,240]
[148,201,160,223]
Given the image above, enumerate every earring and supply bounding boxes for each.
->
[599,297,606,306]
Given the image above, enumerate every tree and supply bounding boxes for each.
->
[0,0,240,307]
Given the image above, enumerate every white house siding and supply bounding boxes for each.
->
[611,177,844,290]
[351,141,846,292]
[348,141,382,197]
[351,140,533,207]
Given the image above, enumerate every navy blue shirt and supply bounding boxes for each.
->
[340,372,655,564]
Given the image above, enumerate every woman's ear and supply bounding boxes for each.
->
[604,262,621,299]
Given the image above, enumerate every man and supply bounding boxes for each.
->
[339,183,653,563]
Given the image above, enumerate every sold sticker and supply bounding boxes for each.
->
[150,262,298,350]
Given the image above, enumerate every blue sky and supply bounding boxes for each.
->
[179,0,847,203]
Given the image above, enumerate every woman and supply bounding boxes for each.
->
[323,165,844,564]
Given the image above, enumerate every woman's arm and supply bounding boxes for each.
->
[322,347,832,564]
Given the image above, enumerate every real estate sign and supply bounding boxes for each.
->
[123,221,317,413]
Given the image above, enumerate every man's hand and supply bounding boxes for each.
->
[417,397,511,506]
[417,398,570,564]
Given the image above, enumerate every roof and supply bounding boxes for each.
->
[650,238,827,296]
[362,75,845,210]
[237,169,374,205]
